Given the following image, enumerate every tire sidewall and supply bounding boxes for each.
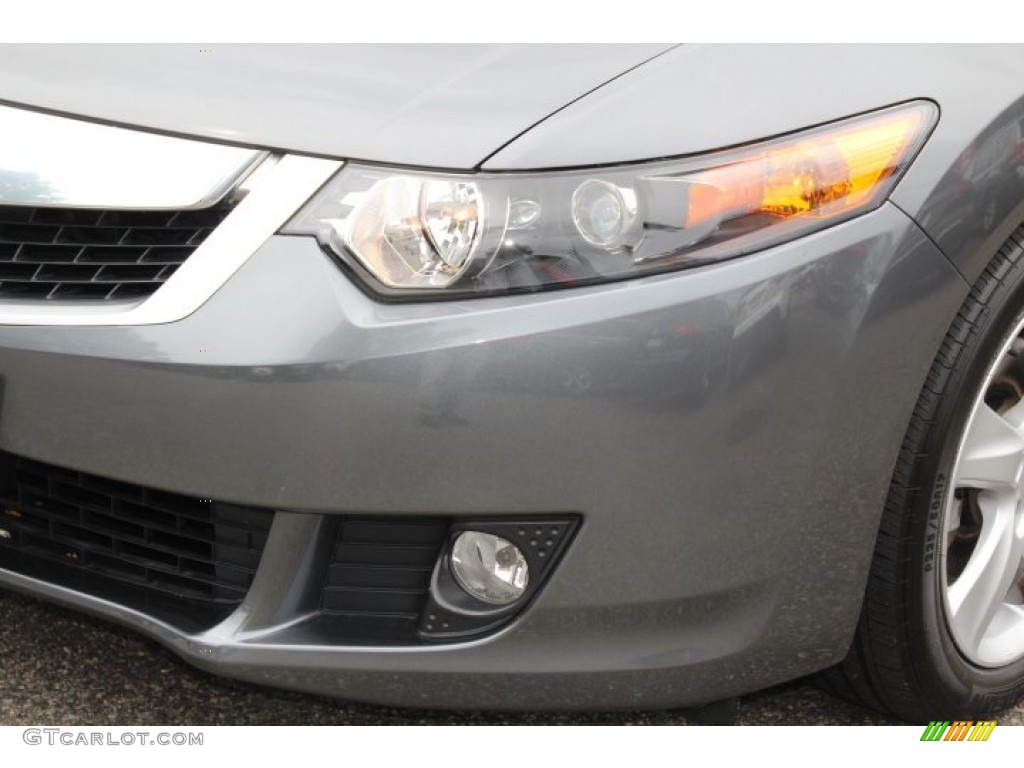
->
[912,269,1024,712]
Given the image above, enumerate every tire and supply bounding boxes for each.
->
[825,225,1024,722]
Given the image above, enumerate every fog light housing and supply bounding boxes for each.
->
[450,531,529,605]
[419,517,579,641]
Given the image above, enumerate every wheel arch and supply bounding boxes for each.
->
[894,94,1024,285]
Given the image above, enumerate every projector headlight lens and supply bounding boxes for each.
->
[571,179,637,248]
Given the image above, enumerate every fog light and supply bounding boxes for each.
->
[450,531,529,605]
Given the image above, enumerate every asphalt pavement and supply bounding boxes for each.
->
[1,590,1022,726]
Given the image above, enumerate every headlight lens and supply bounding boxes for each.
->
[283,101,936,299]
[340,176,486,288]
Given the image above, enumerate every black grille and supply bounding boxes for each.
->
[318,516,449,643]
[0,205,232,300]
[0,453,273,631]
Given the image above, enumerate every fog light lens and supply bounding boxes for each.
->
[450,531,529,605]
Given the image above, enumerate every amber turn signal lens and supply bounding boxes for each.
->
[685,104,931,229]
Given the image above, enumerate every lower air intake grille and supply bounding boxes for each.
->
[318,516,450,643]
[0,453,273,632]
[0,204,232,300]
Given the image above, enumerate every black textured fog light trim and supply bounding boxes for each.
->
[316,515,450,643]
[418,516,579,642]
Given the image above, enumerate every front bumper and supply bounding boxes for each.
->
[0,203,968,709]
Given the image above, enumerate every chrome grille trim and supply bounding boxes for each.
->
[0,155,343,325]
[0,103,264,210]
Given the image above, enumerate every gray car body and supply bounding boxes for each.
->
[0,44,1022,710]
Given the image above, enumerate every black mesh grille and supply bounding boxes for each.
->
[319,517,449,642]
[0,205,232,300]
[0,453,273,631]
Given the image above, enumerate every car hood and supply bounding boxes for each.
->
[0,44,671,169]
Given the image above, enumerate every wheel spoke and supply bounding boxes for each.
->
[978,604,1024,665]
[947,502,1024,659]
[1001,396,1024,431]
[954,404,1024,489]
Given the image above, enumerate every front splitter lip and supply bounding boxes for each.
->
[0,563,506,660]
[0,510,514,660]
[0,555,782,711]
[0,503,783,711]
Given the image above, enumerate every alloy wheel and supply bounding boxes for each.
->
[944,326,1024,667]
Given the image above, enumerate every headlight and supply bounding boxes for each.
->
[282,101,936,299]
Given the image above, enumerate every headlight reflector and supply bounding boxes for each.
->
[283,101,936,298]
[421,179,481,270]
[341,176,488,288]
